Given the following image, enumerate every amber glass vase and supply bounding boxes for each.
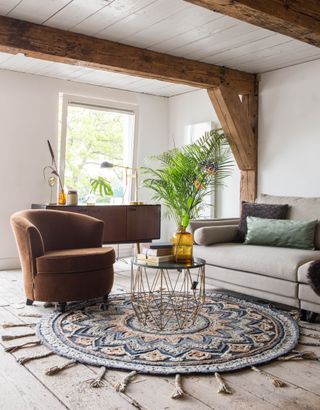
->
[172,226,193,263]
[58,190,67,205]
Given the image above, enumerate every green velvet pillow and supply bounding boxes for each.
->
[245,217,318,250]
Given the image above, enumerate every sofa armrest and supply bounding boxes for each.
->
[189,218,240,235]
[194,225,239,246]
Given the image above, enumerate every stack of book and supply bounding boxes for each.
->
[137,242,174,265]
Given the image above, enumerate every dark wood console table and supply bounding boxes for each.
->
[31,204,161,245]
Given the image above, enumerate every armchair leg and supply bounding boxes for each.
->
[26,299,33,306]
[101,294,109,311]
[300,309,307,321]
[306,311,318,323]
[57,302,66,313]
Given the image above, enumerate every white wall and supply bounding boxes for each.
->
[259,59,320,197]
[0,70,169,269]
[168,89,241,222]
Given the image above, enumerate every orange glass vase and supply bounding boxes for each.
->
[58,190,67,205]
[172,227,193,263]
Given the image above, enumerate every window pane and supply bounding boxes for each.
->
[64,104,134,203]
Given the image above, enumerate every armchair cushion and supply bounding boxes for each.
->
[194,225,238,246]
[36,247,115,275]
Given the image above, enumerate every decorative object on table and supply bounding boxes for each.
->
[136,253,174,265]
[131,258,205,330]
[43,140,66,205]
[139,242,174,264]
[87,176,113,205]
[47,175,57,205]
[66,190,78,206]
[101,161,143,205]
[35,291,299,375]
[142,129,233,262]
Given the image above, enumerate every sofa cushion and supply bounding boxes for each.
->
[36,247,115,274]
[245,217,317,250]
[205,264,297,298]
[193,243,320,281]
[194,225,238,246]
[238,201,289,242]
[257,194,320,249]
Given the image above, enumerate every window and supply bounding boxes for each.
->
[59,95,136,204]
[184,121,217,218]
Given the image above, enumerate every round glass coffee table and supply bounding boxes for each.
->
[131,257,206,331]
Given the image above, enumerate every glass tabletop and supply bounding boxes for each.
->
[131,257,206,270]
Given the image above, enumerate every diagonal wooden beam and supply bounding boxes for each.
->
[0,16,255,94]
[207,84,258,202]
[185,0,320,48]
[207,85,256,170]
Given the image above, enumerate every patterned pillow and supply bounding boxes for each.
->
[237,202,289,242]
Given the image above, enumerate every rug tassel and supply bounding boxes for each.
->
[19,313,42,318]
[278,350,318,361]
[251,366,286,387]
[299,341,320,347]
[4,340,42,353]
[215,372,231,394]
[45,359,77,375]
[115,371,137,393]
[17,351,55,365]
[300,330,320,339]
[87,366,107,388]
[299,323,320,332]
[171,374,185,399]
[1,331,36,341]
[1,322,36,328]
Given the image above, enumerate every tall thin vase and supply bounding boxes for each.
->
[172,227,193,263]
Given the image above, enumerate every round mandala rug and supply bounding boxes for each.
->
[36,292,299,375]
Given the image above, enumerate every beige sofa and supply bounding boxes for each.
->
[191,194,320,319]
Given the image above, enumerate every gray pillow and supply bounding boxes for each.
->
[194,225,238,246]
[245,217,318,250]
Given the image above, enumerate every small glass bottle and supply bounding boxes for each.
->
[58,190,67,205]
[67,190,78,206]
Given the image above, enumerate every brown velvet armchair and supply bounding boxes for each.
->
[11,210,115,311]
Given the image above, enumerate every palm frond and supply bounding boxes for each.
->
[142,129,234,228]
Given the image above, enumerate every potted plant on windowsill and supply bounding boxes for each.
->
[142,129,234,263]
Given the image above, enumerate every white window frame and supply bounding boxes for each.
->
[58,94,139,202]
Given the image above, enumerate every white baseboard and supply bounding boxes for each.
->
[0,257,21,270]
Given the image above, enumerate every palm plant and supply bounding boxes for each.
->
[142,129,234,230]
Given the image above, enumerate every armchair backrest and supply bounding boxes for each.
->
[11,209,104,253]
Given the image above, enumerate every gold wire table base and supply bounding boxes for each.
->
[130,262,205,331]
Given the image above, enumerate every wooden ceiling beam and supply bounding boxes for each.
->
[185,0,320,48]
[0,16,255,94]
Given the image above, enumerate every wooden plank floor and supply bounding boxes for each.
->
[0,261,320,410]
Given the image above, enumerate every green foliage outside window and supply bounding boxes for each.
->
[64,106,127,203]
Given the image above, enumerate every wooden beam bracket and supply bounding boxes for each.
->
[207,82,258,202]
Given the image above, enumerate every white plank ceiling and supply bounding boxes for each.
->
[0,0,320,96]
